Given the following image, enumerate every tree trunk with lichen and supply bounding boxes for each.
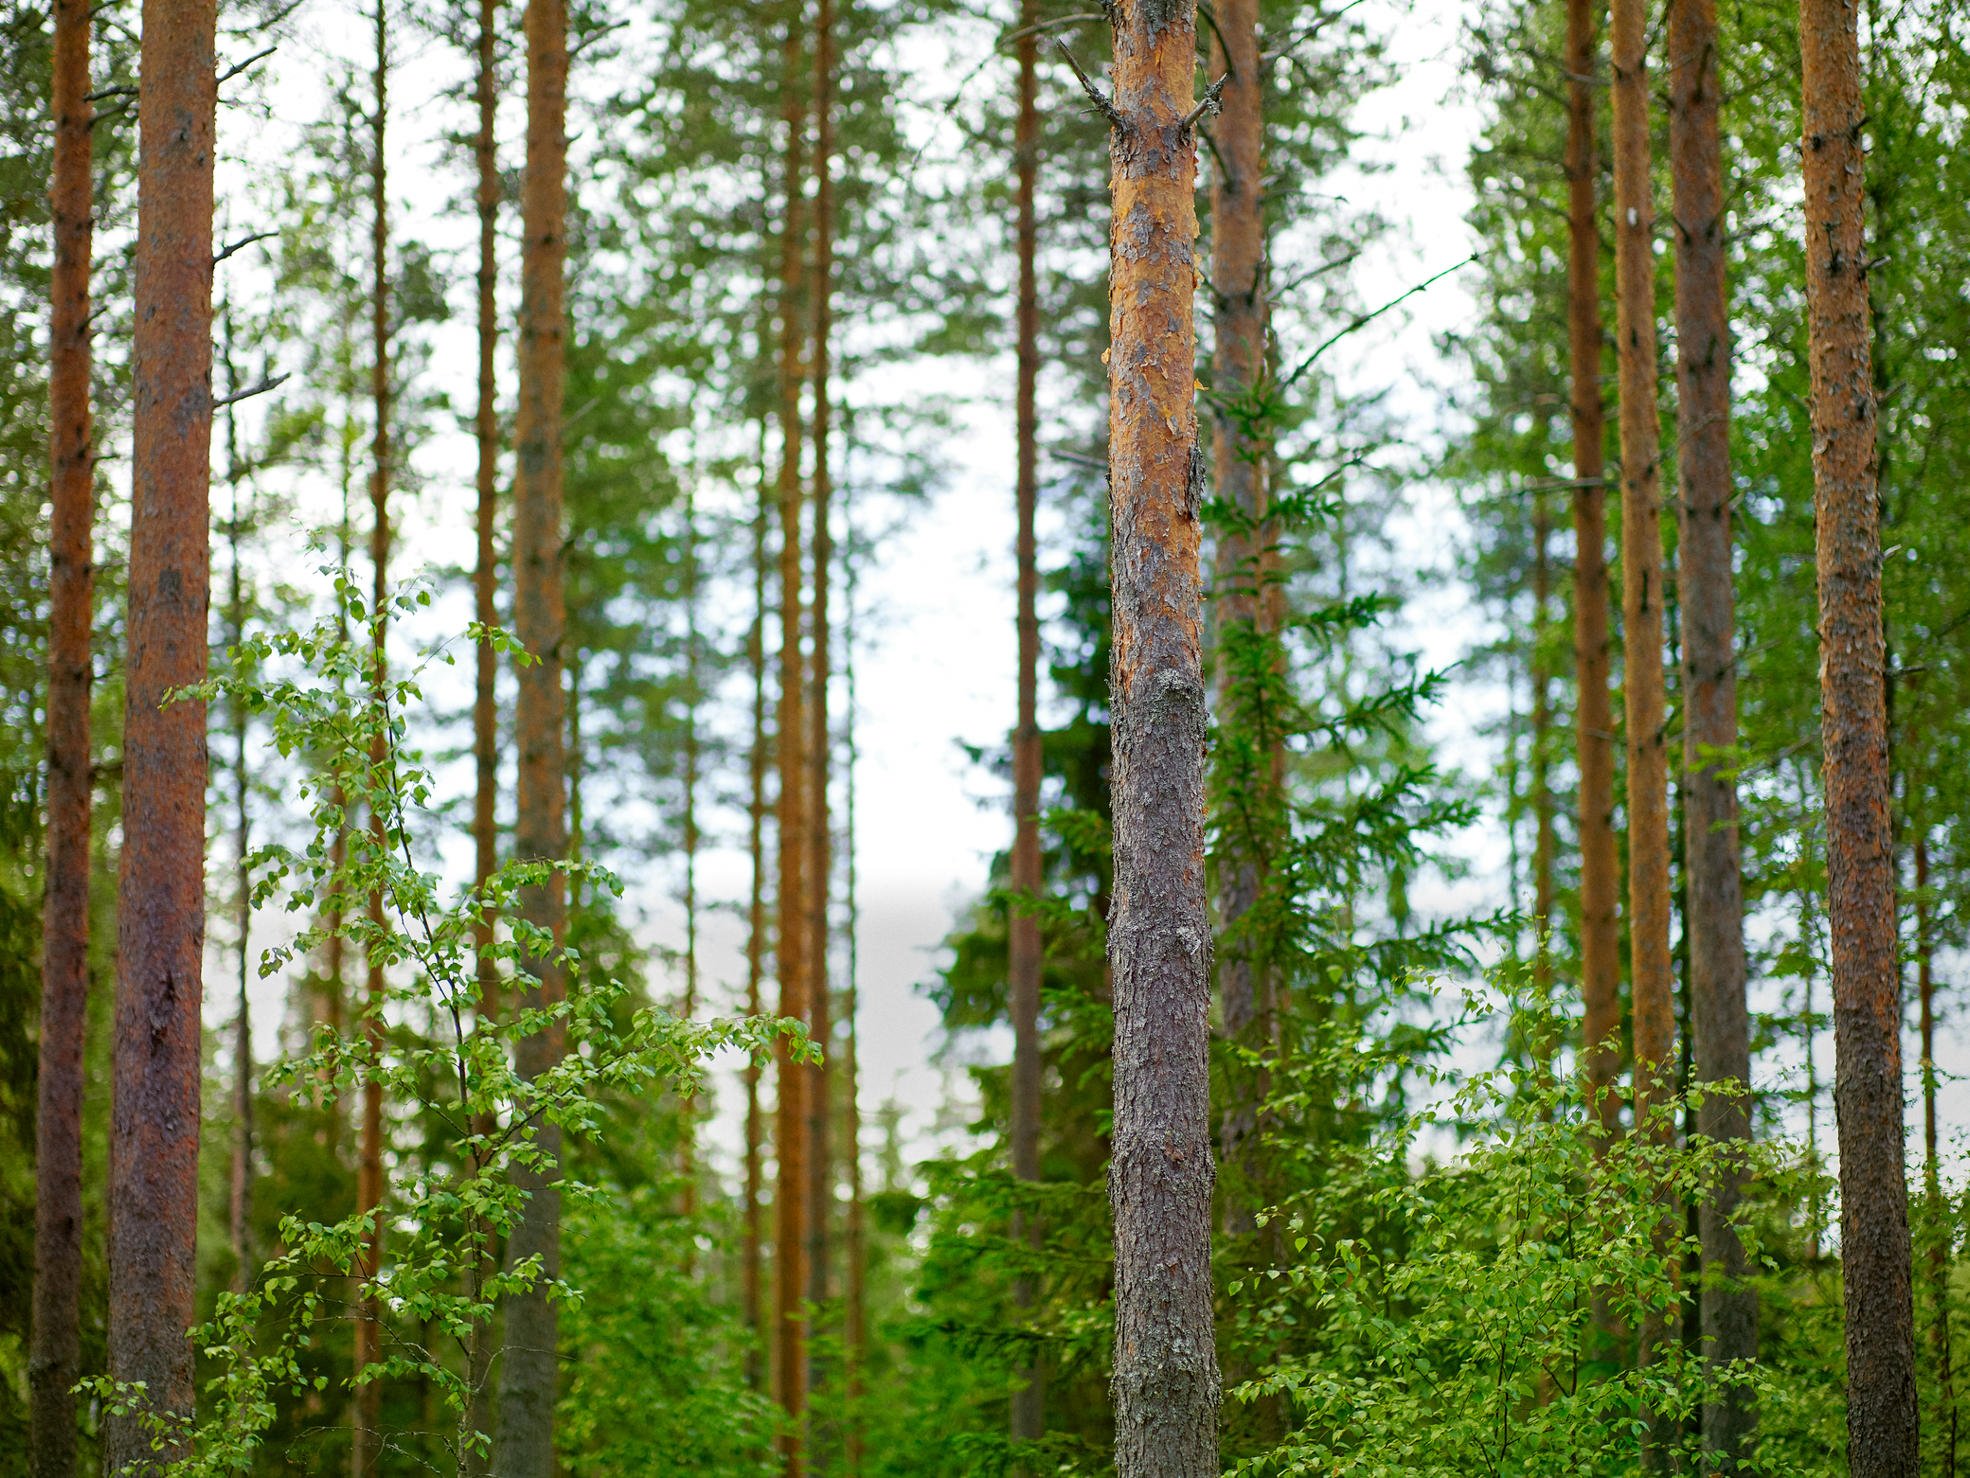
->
[107,0,217,1463]
[493,0,571,1465]
[1563,0,1620,1139]
[30,0,93,1468]
[1667,0,1755,1459]
[1101,3,1221,1472]
[1798,4,1917,1469]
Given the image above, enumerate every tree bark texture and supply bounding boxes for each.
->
[494,0,570,1466]
[1207,0,1273,1233]
[1796,0,1914,1466]
[806,0,836,1342]
[1798,1,1918,1467]
[1008,0,1045,1451]
[744,457,769,1393]
[1666,0,1755,1460]
[464,0,500,1462]
[1102,4,1221,1472]
[353,9,391,1466]
[772,7,811,1465]
[1563,0,1621,1135]
[31,0,93,1467]
[107,0,216,1463]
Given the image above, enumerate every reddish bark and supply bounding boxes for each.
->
[1798,4,1917,1466]
[1102,3,1220,1471]
[1008,0,1045,1450]
[30,0,93,1468]
[1562,0,1620,1136]
[107,0,217,1463]
[493,0,571,1465]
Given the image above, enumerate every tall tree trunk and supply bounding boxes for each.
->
[352,8,392,1464]
[107,0,216,1464]
[464,0,501,1465]
[744,446,770,1393]
[494,0,571,1464]
[1916,829,1957,1478]
[682,479,701,1237]
[30,0,93,1465]
[1798,0,1918,1467]
[1563,0,1620,1137]
[806,0,836,1374]
[843,482,866,1475]
[1101,4,1220,1472]
[221,339,253,1298]
[1667,0,1755,1459]
[772,6,812,1466]
[1529,493,1555,1007]
[1008,0,1046,1453]
[1209,0,1275,1237]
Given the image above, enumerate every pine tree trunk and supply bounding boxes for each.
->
[352,10,393,1463]
[1529,493,1555,1005]
[223,371,253,1298]
[682,482,701,1240]
[1916,830,1957,1476]
[744,448,770,1394]
[1666,0,1755,1458]
[494,0,571,1465]
[108,0,217,1465]
[464,0,501,1464]
[1208,0,1274,1237]
[30,1,93,1467]
[806,0,837,1364]
[1103,4,1220,1472]
[1562,0,1621,1137]
[1007,0,1046,1453]
[772,7,812,1465]
[843,503,866,1475]
[1798,1,1918,1467]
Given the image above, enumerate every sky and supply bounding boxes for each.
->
[205,0,1966,1205]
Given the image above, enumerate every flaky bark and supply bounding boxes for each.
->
[352,8,391,1467]
[1207,0,1274,1235]
[108,0,216,1464]
[1008,0,1045,1451]
[772,7,811,1466]
[1798,2,1917,1467]
[1562,0,1620,1136]
[1666,0,1755,1459]
[463,0,500,1463]
[493,0,571,1466]
[1102,4,1221,1472]
[30,1,93,1468]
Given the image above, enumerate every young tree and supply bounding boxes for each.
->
[1798,0,1918,1467]
[744,458,770,1393]
[1007,0,1044,1451]
[1562,0,1619,1132]
[1094,1,1221,1471]
[30,0,92,1468]
[494,0,572,1464]
[1666,0,1754,1457]
[107,0,217,1463]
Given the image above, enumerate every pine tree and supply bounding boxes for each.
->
[1097,2,1221,1470]
[107,0,217,1462]
[1798,0,1918,1468]
[29,0,92,1467]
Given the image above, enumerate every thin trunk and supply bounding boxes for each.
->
[1667,0,1755,1459]
[1798,0,1918,1466]
[494,0,571,1465]
[352,8,392,1464]
[772,5,812,1466]
[1529,493,1555,1007]
[1008,0,1046,1452]
[806,0,836,1366]
[682,479,700,1241]
[106,0,216,1460]
[223,338,253,1298]
[843,474,866,1476]
[1917,830,1957,1477]
[464,0,501,1464]
[1564,0,1621,1137]
[1102,4,1221,1472]
[744,439,770,1393]
[1209,0,1275,1225]
[30,0,92,1464]
[1799,797,1825,1263]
